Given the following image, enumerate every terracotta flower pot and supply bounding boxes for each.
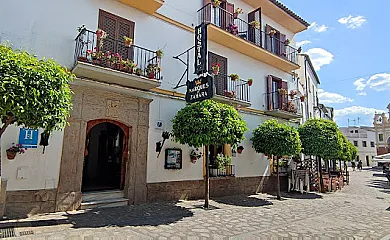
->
[237,149,243,154]
[233,13,238,19]
[148,72,156,79]
[77,56,88,63]
[213,70,219,75]
[248,80,253,86]
[6,150,16,160]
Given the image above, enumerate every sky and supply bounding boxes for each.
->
[281,0,390,127]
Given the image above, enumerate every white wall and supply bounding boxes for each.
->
[1,126,63,191]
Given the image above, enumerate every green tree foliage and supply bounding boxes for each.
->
[251,119,302,157]
[0,43,73,135]
[298,119,343,160]
[171,100,248,147]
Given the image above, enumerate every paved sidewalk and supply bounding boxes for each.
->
[1,168,389,239]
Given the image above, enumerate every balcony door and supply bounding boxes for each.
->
[267,75,287,110]
[98,9,135,60]
[209,52,227,96]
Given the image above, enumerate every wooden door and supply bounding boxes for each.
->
[98,10,135,60]
[209,52,228,96]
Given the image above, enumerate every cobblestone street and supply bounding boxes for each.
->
[1,168,390,239]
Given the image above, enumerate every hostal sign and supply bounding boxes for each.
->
[185,76,214,103]
[194,23,207,75]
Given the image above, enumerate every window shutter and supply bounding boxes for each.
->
[281,80,288,110]
[225,2,234,29]
[267,75,273,110]
[98,10,135,59]
[265,25,272,51]
[248,8,261,46]
[209,52,227,96]
[203,0,211,23]
[280,34,286,58]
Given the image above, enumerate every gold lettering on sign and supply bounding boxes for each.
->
[106,99,120,118]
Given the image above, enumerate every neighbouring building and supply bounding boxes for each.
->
[373,104,390,155]
[339,126,377,167]
[296,54,320,123]
[0,0,310,217]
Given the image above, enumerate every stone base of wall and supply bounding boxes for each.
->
[147,176,287,203]
[0,180,7,218]
[5,189,57,218]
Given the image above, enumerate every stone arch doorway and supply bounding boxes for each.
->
[82,119,130,192]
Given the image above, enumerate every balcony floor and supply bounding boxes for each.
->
[213,95,251,108]
[265,109,302,120]
[72,61,161,90]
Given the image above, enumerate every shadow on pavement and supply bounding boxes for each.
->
[0,202,194,229]
[214,195,273,207]
[281,192,323,200]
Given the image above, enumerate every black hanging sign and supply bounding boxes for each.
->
[194,23,207,75]
[186,76,214,103]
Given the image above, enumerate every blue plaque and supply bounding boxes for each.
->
[18,128,39,148]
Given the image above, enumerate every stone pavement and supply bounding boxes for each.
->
[1,168,390,239]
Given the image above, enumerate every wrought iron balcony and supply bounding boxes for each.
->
[73,28,162,90]
[265,91,303,119]
[209,165,236,177]
[198,4,300,72]
[211,72,251,106]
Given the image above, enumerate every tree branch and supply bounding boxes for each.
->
[0,116,15,138]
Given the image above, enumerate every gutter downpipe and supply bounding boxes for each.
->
[304,57,310,120]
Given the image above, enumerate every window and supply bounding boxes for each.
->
[353,141,358,147]
[267,75,287,111]
[366,155,370,166]
[371,141,375,147]
[265,25,286,56]
[350,130,354,133]
[379,134,384,141]
[355,130,358,133]
[362,141,367,147]
[208,52,227,97]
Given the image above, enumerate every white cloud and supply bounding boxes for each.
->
[335,106,385,117]
[367,73,390,91]
[358,92,367,96]
[305,48,334,71]
[296,40,311,47]
[318,89,354,104]
[338,15,366,29]
[353,78,366,91]
[308,22,328,32]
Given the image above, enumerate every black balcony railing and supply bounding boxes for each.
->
[74,28,162,80]
[266,91,302,115]
[210,72,250,103]
[198,4,298,64]
[209,165,236,177]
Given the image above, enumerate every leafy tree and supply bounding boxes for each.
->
[172,100,248,207]
[172,100,248,147]
[0,43,73,167]
[251,119,301,199]
[298,119,344,192]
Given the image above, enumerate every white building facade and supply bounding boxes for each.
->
[373,104,390,156]
[0,0,309,216]
[339,126,377,166]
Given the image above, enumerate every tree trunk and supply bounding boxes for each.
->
[318,157,324,193]
[204,145,210,208]
[276,156,281,200]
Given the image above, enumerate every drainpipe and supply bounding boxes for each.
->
[304,56,310,120]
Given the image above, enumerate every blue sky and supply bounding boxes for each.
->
[282,0,390,127]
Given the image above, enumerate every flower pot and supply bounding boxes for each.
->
[77,56,88,62]
[92,59,102,66]
[124,40,132,47]
[233,13,238,19]
[212,2,220,8]
[6,150,16,160]
[119,64,125,71]
[248,80,253,86]
[300,96,305,102]
[213,70,219,76]
[148,72,156,79]
[237,149,243,154]
[231,77,238,81]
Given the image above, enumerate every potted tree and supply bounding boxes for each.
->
[6,144,26,160]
